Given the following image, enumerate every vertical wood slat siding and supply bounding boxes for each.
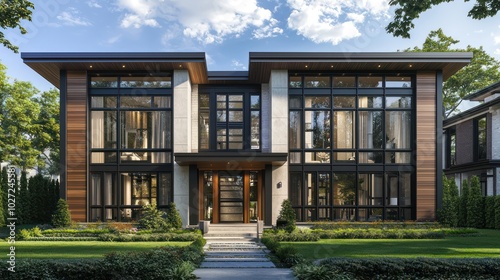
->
[66,71,87,222]
[416,72,436,221]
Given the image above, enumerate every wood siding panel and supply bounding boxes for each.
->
[66,71,87,222]
[416,72,437,221]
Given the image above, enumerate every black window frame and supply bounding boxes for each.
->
[198,85,261,152]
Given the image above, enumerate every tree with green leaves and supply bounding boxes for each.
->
[438,176,459,227]
[467,176,484,228]
[458,178,469,227]
[0,167,4,227]
[0,167,7,225]
[387,0,500,38]
[52,198,71,228]
[17,171,28,224]
[407,29,500,117]
[138,203,168,230]
[0,0,34,53]
[0,62,60,174]
[166,202,183,229]
[277,199,296,233]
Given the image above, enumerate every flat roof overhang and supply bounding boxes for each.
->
[174,152,287,169]
[21,52,208,88]
[248,52,473,82]
[463,81,500,101]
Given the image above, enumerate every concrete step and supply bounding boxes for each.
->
[205,253,268,258]
[204,257,270,262]
[200,262,276,268]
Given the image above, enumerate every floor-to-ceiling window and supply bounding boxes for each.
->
[289,73,415,221]
[89,73,173,222]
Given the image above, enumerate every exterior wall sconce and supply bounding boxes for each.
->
[277,182,282,188]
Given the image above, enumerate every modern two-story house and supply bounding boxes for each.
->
[22,52,471,226]
[444,81,500,196]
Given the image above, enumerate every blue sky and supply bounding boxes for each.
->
[1,0,500,92]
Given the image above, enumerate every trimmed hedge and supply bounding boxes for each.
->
[263,230,320,242]
[495,196,500,230]
[312,228,446,239]
[98,232,201,242]
[484,196,496,229]
[261,236,307,268]
[1,241,205,279]
[310,258,500,280]
[311,221,441,230]
[27,237,100,241]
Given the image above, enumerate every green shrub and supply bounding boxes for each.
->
[263,230,320,242]
[495,196,500,230]
[191,238,207,249]
[18,229,32,240]
[458,179,470,227]
[98,232,201,242]
[484,196,496,229]
[166,202,183,229]
[293,263,351,280]
[311,221,441,230]
[261,237,280,252]
[28,237,100,241]
[51,199,72,228]
[312,228,445,239]
[319,258,500,280]
[138,203,168,230]
[276,199,296,233]
[438,175,459,227]
[467,176,485,228]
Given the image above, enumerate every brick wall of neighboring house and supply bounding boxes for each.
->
[456,120,473,165]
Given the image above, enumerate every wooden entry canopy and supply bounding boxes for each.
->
[174,152,287,170]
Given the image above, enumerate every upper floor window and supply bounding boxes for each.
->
[475,116,487,160]
[446,127,456,167]
[90,74,172,88]
[199,86,261,151]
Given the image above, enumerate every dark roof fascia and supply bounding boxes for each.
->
[463,81,500,101]
[207,71,249,81]
[443,97,500,127]
[444,160,500,174]
[21,52,206,63]
[249,52,473,62]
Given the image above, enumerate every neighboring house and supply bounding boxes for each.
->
[443,81,500,196]
[21,52,471,226]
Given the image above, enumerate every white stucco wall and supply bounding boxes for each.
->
[269,70,289,224]
[173,70,192,226]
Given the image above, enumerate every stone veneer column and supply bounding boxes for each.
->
[173,70,192,226]
[269,70,289,225]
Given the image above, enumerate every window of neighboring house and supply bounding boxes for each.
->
[475,116,487,160]
[447,127,456,167]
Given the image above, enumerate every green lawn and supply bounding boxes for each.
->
[0,241,191,260]
[282,229,500,259]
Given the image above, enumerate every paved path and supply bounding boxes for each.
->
[194,239,295,280]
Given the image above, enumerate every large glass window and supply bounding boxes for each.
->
[89,73,173,222]
[198,87,261,151]
[446,127,456,167]
[289,73,415,222]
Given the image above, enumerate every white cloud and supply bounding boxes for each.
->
[286,0,389,45]
[87,0,102,8]
[493,33,500,45]
[231,59,247,70]
[116,0,280,44]
[57,8,92,26]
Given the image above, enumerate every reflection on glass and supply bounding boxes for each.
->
[318,173,330,206]
[91,76,118,88]
[334,111,354,149]
[120,96,151,108]
[290,172,303,206]
[306,173,316,206]
[91,111,117,149]
[120,76,172,88]
[305,76,330,88]
[154,96,171,108]
[91,96,117,108]
[358,96,383,108]
[304,111,331,149]
[333,96,355,108]
[333,173,356,205]
[358,208,383,221]
[386,76,411,88]
[386,96,411,108]
[289,76,302,88]
[358,111,383,149]
[333,152,356,162]
[333,76,355,87]
[158,173,172,206]
[289,152,301,164]
[359,152,383,163]
[305,152,330,163]
[251,111,260,149]
[120,111,171,150]
[249,172,259,221]
[386,111,411,149]
[289,111,302,149]
[203,171,213,221]
[477,117,487,159]
[358,173,383,206]
[358,76,383,88]
[305,96,330,108]
[199,94,210,150]
[289,96,302,109]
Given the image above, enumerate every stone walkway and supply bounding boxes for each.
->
[193,224,295,279]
